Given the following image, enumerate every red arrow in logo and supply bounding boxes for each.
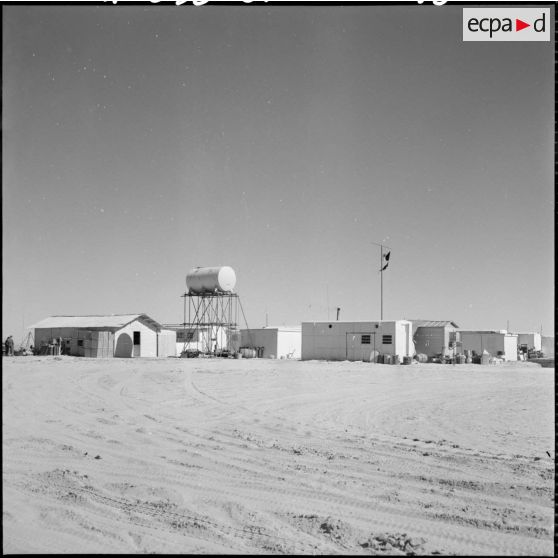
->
[516,19,530,31]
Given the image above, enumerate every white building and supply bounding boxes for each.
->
[30,314,176,358]
[459,330,518,361]
[301,320,414,362]
[162,324,240,356]
[241,326,301,359]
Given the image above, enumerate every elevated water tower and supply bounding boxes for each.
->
[181,266,242,356]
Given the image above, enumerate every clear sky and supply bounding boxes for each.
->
[3,3,554,344]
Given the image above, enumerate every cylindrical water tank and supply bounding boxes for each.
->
[186,266,236,294]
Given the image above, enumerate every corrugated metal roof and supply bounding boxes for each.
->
[410,320,459,328]
[30,314,162,331]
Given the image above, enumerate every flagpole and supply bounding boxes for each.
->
[372,241,390,321]
[380,244,383,320]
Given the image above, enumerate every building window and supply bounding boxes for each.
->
[177,330,197,342]
[77,340,83,347]
[382,334,392,345]
[133,331,141,345]
[361,335,371,344]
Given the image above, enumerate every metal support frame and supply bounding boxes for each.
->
[181,292,240,356]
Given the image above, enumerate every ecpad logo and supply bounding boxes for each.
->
[468,13,545,37]
[463,8,550,42]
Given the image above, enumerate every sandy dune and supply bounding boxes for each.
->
[2,357,554,555]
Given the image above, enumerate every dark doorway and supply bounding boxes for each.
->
[133,331,141,357]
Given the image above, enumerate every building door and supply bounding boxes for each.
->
[133,331,141,357]
[346,332,375,361]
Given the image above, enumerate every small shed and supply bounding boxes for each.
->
[301,320,413,362]
[241,326,301,359]
[30,314,176,358]
[459,330,518,361]
[410,320,459,358]
[157,328,178,358]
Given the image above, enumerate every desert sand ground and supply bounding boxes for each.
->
[2,357,554,555]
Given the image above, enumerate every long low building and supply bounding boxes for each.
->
[30,314,176,358]
[302,320,413,362]
[241,326,301,359]
[161,324,239,357]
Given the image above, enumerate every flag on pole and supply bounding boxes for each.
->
[380,251,391,272]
